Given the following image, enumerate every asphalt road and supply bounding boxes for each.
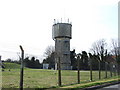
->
[97,84,120,90]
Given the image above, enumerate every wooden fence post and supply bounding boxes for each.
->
[77,56,80,84]
[105,62,107,78]
[98,60,101,79]
[19,45,24,90]
[58,57,61,86]
[109,63,112,77]
[90,58,92,81]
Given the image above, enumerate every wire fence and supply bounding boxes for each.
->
[2,67,119,88]
[1,48,119,88]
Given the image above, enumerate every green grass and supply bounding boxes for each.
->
[2,68,58,88]
[3,62,20,69]
[2,62,119,88]
[61,76,120,89]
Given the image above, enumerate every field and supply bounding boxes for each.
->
[2,62,116,88]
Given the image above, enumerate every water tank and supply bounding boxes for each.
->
[52,23,72,39]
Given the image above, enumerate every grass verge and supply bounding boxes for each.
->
[60,76,120,89]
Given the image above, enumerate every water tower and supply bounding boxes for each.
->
[52,20,72,70]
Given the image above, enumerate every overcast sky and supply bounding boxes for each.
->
[0,0,119,62]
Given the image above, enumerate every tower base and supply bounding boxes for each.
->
[61,64,71,70]
[55,63,71,70]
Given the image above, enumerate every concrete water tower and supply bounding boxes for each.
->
[52,20,72,70]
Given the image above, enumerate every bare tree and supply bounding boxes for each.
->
[90,39,107,57]
[90,39,107,79]
[111,39,120,75]
[111,39,119,57]
[44,45,55,58]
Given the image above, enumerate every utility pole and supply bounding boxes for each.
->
[58,57,61,86]
[19,45,24,90]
